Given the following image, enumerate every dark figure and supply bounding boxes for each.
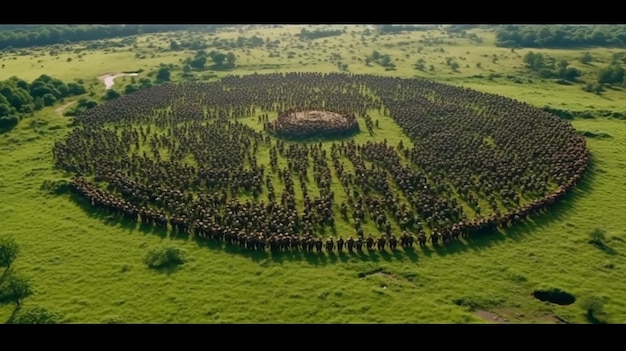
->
[325,238,335,252]
[418,232,427,248]
[355,237,363,252]
[337,237,345,252]
[347,237,355,253]
[429,230,440,246]
[315,238,323,252]
[366,235,374,251]
[389,235,398,251]
[377,236,386,251]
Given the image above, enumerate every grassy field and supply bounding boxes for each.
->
[1,25,626,324]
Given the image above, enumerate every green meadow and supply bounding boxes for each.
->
[1,25,625,324]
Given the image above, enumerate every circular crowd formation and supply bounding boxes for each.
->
[52,72,589,254]
[266,109,360,139]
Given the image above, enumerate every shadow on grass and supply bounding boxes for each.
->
[429,154,597,257]
[63,156,597,265]
[149,264,182,275]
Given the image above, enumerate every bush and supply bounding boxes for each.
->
[0,115,19,130]
[9,305,64,324]
[542,106,574,120]
[0,236,19,269]
[143,245,187,269]
[589,228,606,245]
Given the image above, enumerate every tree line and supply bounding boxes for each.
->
[297,28,344,40]
[376,25,435,34]
[523,50,626,95]
[0,74,87,131]
[495,25,626,48]
[0,25,223,50]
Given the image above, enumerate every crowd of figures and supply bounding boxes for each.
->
[54,72,589,254]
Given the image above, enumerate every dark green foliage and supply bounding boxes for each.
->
[297,28,343,40]
[124,84,139,94]
[579,52,593,64]
[42,93,56,106]
[65,99,98,116]
[597,64,625,85]
[206,36,264,50]
[542,106,574,120]
[523,51,546,71]
[156,67,171,82]
[496,25,626,48]
[523,53,580,82]
[0,74,85,119]
[446,25,482,33]
[582,82,605,95]
[377,25,435,34]
[67,82,86,95]
[105,90,120,100]
[414,58,426,71]
[0,236,19,270]
[190,56,207,70]
[366,50,395,69]
[0,115,19,131]
[0,270,32,306]
[453,297,480,310]
[8,305,64,324]
[590,228,607,244]
[0,25,223,50]
[185,49,236,71]
[143,246,187,269]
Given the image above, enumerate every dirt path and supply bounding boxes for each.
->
[55,101,77,116]
[474,309,568,324]
[98,72,139,90]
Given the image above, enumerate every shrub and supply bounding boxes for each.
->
[0,115,19,130]
[0,236,19,269]
[143,245,187,269]
[9,305,64,324]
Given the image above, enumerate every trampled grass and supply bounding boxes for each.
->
[1,25,626,324]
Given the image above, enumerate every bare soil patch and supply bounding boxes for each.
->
[98,72,139,90]
[55,101,76,116]
[474,310,509,324]
[474,308,568,324]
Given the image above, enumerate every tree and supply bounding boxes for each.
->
[0,236,19,270]
[414,58,425,71]
[189,56,207,70]
[156,67,171,82]
[211,52,227,66]
[579,52,593,64]
[105,89,120,100]
[598,64,625,85]
[4,270,32,307]
[523,51,545,71]
[226,52,236,66]
[9,305,63,324]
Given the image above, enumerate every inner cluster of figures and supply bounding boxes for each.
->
[55,72,589,257]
